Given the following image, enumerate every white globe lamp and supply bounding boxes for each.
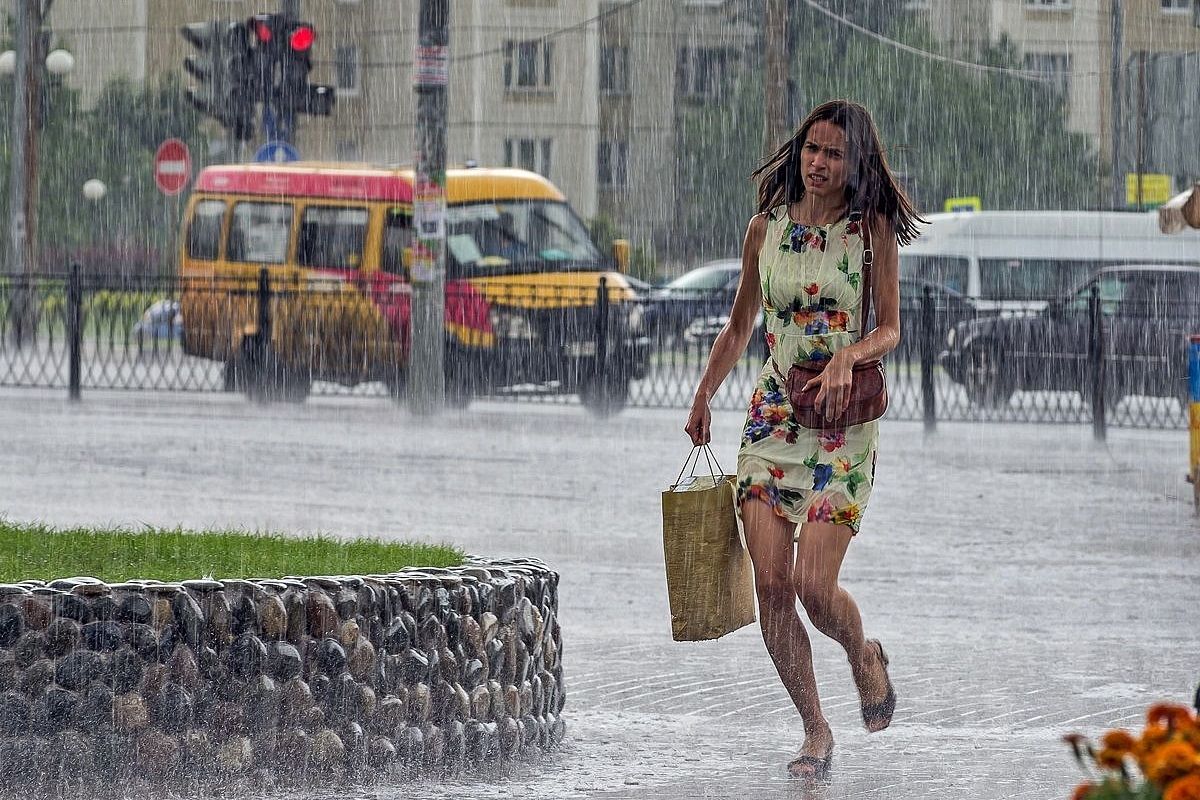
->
[82,179,107,201]
[45,49,75,76]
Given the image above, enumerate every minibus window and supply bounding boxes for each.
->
[297,206,369,270]
[445,200,600,271]
[898,255,968,295]
[186,200,226,261]
[228,202,293,264]
[381,210,413,274]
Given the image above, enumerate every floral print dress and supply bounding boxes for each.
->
[735,205,878,535]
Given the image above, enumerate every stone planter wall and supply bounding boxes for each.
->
[0,558,563,788]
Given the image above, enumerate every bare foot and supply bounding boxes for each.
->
[786,723,834,778]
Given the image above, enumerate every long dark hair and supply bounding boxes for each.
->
[752,100,924,245]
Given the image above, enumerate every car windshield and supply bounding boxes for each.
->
[445,200,602,273]
[667,264,738,291]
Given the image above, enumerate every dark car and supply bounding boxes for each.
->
[896,278,978,362]
[644,259,741,345]
[940,264,1200,408]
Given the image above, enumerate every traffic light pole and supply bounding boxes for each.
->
[409,0,449,415]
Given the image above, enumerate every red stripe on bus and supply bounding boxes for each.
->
[195,167,414,202]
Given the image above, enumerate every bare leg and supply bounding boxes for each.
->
[740,499,833,772]
[794,518,892,729]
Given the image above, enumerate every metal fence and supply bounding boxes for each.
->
[0,268,1191,433]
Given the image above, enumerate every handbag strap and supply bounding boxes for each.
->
[673,445,726,489]
[859,213,873,343]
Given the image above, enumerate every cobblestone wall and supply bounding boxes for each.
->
[0,558,563,788]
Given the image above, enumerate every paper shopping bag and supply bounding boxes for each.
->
[661,446,757,642]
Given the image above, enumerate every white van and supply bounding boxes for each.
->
[899,210,1200,311]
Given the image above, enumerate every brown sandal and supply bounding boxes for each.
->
[860,639,896,733]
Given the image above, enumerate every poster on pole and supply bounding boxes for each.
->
[414,45,449,87]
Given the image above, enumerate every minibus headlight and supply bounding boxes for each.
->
[488,309,538,341]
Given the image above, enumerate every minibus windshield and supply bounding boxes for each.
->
[445,200,602,272]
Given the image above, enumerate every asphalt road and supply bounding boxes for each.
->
[2,389,1197,799]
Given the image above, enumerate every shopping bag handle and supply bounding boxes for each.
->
[673,445,726,489]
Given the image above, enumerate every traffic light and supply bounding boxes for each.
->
[180,21,255,140]
[248,13,335,119]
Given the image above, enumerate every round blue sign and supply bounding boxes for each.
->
[254,141,301,163]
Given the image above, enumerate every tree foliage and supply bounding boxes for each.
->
[677,4,1102,260]
[1,56,205,276]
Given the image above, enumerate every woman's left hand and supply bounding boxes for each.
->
[803,351,855,421]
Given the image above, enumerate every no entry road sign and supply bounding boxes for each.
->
[154,139,192,196]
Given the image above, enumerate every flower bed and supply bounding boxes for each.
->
[1066,699,1200,800]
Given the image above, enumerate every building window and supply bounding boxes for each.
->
[676,47,731,101]
[600,45,629,94]
[597,140,627,187]
[335,45,359,96]
[504,137,553,176]
[1161,0,1191,12]
[1024,52,1072,98]
[1024,0,1071,8]
[504,40,553,89]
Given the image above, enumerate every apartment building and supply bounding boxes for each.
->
[24,0,749,250]
[914,0,1200,192]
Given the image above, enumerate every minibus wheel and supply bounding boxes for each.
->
[233,337,310,403]
[963,342,1014,410]
[579,372,629,417]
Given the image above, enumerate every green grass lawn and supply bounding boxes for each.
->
[0,520,463,584]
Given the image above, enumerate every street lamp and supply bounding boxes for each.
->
[82,179,107,201]
[0,49,73,76]
[44,49,75,76]
[3,35,74,347]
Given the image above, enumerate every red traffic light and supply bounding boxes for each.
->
[251,18,272,43]
[289,24,315,52]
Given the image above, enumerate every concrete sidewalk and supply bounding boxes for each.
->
[1,389,1197,799]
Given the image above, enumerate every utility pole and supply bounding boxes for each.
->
[6,0,45,346]
[1110,0,1124,210]
[763,0,788,155]
[1135,50,1147,212]
[409,0,449,415]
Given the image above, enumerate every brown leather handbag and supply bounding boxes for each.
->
[780,214,888,430]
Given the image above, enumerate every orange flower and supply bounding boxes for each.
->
[1094,747,1126,769]
[1146,741,1200,785]
[1165,774,1200,800]
[1149,704,1196,730]
[1138,722,1173,756]
[1101,729,1137,755]
[1069,781,1096,800]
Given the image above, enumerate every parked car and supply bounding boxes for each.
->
[132,299,182,346]
[644,259,740,344]
[939,264,1200,408]
[897,277,979,361]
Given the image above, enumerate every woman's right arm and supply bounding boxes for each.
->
[684,214,768,445]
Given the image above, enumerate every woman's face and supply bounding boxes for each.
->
[799,120,849,202]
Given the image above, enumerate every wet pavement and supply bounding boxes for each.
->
[2,388,1197,799]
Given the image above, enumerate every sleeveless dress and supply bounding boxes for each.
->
[735,205,879,535]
